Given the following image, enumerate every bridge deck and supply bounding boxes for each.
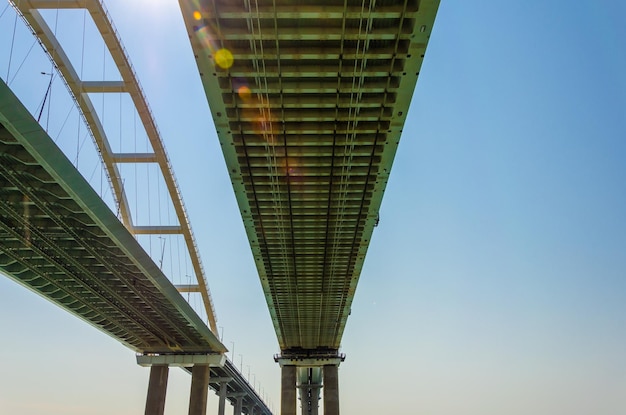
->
[179,0,440,352]
[0,79,224,354]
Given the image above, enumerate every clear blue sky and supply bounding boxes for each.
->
[1,1,626,414]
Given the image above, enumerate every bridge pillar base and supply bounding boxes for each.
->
[145,364,169,415]
[188,364,211,415]
[323,365,339,415]
[281,365,297,415]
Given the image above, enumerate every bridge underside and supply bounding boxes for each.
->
[0,79,223,354]
[180,0,439,353]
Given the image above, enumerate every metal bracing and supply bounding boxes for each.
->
[178,0,440,352]
[10,0,218,333]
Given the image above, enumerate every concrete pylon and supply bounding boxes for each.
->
[299,383,321,415]
[281,365,297,415]
[309,385,320,415]
[188,365,211,415]
[145,365,169,415]
[218,381,229,415]
[323,365,339,415]
[234,396,244,414]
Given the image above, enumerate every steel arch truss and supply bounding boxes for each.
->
[10,0,217,332]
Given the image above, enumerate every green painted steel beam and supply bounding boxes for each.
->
[178,0,440,353]
[0,79,225,354]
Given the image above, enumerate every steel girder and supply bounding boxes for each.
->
[178,0,440,351]
[0,79,224,354]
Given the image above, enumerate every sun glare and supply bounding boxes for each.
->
[214,48,234,69]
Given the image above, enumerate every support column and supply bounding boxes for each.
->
[281,365,297,415]
[323,365,339,415]
[234,396,243,415]
[218,382,229,415]
[145,365,169,415]
[300,385,321,415]
[299,385,311,415]
[248,405,256,415]
[188,365,211,415]
[310,385,320,415]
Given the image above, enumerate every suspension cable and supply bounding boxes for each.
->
[0,3,11,20]
[45,1,61,132]
[101,35,106,198]
[8,39,36,85]
[36,72,54,123]
[76,8,87,167]
[53,104,74,143]
[134,99,138,234]
[6,8,19,82]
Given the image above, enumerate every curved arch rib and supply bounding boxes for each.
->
[11,0,218,333]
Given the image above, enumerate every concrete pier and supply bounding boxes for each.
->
[323,365,339,415]
[145,365,169,415]
[309,385,320,415]
[281,365,297,415]
[188,365,210,415]
[299,383,320,415]
[218,381,229,415]
[138,354,269,415]
[234,395,243,414]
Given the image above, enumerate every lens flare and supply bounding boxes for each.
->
[255,115,277,145]
[238,85,252,101]
[285,158,305,186]
[256,116,271,133]
[215,48,234,69]
[194,24,220,54]
[214,48,235,69]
